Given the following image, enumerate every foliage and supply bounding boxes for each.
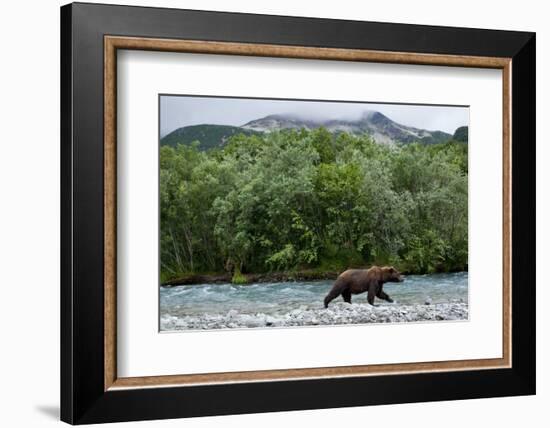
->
[231,266,248,285]
[160,128,468,281]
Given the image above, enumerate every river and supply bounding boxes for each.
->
[160,271,468,331]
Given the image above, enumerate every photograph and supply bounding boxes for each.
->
[159,95,470,331]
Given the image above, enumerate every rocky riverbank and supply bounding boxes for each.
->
[160,300,468,331]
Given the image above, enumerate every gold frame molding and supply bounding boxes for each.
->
[104,36,512,391]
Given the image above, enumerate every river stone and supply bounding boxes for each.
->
[160,302,469,330]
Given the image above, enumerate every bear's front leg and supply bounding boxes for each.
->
[377,289,394,303]
[367,285,376,305]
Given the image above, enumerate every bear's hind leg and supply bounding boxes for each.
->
[324,286,343,308]
[342,289,352,304]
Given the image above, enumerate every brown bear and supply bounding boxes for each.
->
[323,266,404,308]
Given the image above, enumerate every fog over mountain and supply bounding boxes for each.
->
[241,110,454,145]
[161,109,467,150]
[160,96,469,138]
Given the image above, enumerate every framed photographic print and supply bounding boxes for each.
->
[60,2,536,424]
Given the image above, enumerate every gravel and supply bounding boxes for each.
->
[160,300,468,331]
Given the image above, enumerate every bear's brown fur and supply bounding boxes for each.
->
[323,266,404,308]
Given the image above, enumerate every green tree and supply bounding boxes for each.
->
[159,129,468,282]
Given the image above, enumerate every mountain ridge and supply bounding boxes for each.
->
[242,111,454,145]
[161,110,466,150]
[161,124,260,150]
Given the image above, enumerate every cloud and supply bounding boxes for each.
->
[160,95,469,137]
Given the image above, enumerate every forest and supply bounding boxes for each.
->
[160,128,468,284]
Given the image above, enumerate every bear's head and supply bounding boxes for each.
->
[382,266,404,283]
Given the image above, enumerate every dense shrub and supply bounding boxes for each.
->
[160,128,468,281]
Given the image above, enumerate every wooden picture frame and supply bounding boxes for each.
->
[61,2,535,424]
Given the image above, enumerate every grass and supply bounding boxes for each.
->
[231,267,248,285]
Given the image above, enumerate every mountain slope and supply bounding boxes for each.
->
[242,111,452,145]
[161,110,460,150]
[453,126,468,143]
[161,124,259,150]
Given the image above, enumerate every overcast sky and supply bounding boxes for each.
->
[160,95,469,137]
